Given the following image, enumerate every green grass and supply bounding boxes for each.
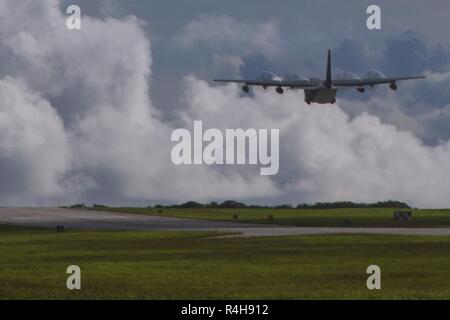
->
[91,207,450,228]
[1,225,450,299]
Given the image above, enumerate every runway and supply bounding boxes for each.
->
[1,207,450,237]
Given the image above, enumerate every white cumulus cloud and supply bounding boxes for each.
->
[181,78,450,207]
[1,1,450,208]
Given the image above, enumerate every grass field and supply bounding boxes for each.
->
[93,207,450,228]
[1,224,450,299]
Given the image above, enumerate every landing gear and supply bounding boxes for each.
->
[305,100,311,105]
[242,85,250,94]
[331,99,336,104]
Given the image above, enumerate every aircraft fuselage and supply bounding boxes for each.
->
[304,87,337,104]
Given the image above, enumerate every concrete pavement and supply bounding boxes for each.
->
[1,207,450,237]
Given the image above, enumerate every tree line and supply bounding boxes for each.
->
[66,200,410,209]
[150,200,410,209]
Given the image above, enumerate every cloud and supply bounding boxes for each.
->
[0,0,279,205]
[384,31,430,74]
[173,14,281,59]
[2,1,450,208]
[182,77,450,207]
[210,54,244,78]
[0,78,70,205]
[384,31,450,74]
[330,32,450,147]
[332,32,450,77]
[334,37,375,74]
[172,18,450,147]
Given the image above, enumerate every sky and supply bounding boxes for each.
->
[1,0,450,207]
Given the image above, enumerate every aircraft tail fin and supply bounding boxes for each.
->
[325,49,332,88]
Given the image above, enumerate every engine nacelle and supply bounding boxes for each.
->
[242,85,250,94]
[276,86,284,95]
[389,83,398,91]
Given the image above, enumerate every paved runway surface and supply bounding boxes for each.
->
[1,207,450,237]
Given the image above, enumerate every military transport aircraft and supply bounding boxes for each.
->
[214,50,425,105]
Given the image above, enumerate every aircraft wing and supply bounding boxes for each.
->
[214,79,318,89]
[333,76,425,87]
[214,75,425,88]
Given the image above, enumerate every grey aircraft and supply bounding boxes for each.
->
[214,50,425,105]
